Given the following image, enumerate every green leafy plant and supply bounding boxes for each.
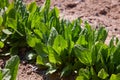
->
[0,0,120,80]
[0,55,20,80]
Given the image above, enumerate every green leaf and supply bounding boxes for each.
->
[5,55,20,80]
[0,16,3,26]
[47,27,58,46]
[35,43,48,65]
[34,29,43,39]
[7,18,23,36]
[76,76,88,80]
[53,35,68,55]
[98,68,109,79]
[72,19,81,39]
[2,29,12,35]
[6,2,15,19]
[76,35,88,45]
[7,18,17,30]
[112,41,120,65]
[27,35,40,47]
[79,68,90,79]
[27,2,37,13]
[0,41,4,48]
[36,55,44,65]
[0,70,2,80]
[48,46,61,64]
[41,0,50,13]
[2,69,11,80]
[110,74,120,80]
[95,27,108,42]
[76,68,90,80]
[53,7,60,18]
[74,45,92,65]
[84,21,92,33]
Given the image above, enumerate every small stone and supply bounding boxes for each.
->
[27,71,32,75]
[114,28,118,31]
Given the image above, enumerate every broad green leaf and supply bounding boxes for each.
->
[2,69,11,80]
[40,0,50,23]
[76,76,88,80]
[76,35,88,45]
[72,19,81,39]
[31,15,41,29]
[84,21,92,33]
[0,16,3,26]
[63,26,74,54]
[40,0,50,13]
[100,44,109,69]
[7,18,17,29]
[74,45,92,65]
[27,35,40,47]
[54,7,60,18]
[6,2,15,18]
[111,41,120,65]
[35,43,48,65]
[48,46,61,64]
[0,41,4,48]
[36,55,44,65]
[27,2,37,13]
[5,55,20,80]
[47,27,58,46]
[2,29,12,35]
[95,27,108,42]
[34,29,43,39]
[6,18,23,36]
[76,68,90,80]
[98,68,109,79]
[110,74,120,80]
[53,35,68,55]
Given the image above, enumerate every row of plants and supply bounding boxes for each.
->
[0,0,120,80]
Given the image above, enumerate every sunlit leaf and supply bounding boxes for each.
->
[2,29,12,35]
[110,74,120,80]
[5,55,20,80]
[98,68,109,79]
[0,41,4,48]
[0,16,3,26]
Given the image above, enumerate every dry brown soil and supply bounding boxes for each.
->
[1,0,120,80]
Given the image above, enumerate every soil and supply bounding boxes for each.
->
[1,0,120,80]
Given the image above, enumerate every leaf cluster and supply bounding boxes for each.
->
[0,0,120,80]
